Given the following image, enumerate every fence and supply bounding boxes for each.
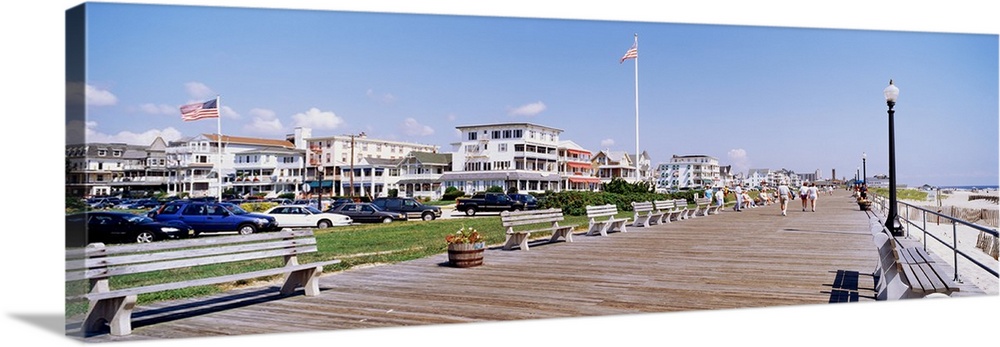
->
[910,205,999,228]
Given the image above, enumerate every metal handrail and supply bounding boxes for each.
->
[871,193,999,280]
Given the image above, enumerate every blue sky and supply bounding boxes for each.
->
[71,2,998,187]
[4,1,999,346]
[70,4,998,185]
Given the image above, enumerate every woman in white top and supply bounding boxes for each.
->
[807,182,819,212]
[798,183,810,211]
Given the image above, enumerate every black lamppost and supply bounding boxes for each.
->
[883,80,903,236]
[862,152,867,186]
[856,167,860,187]
[316,170,324,210]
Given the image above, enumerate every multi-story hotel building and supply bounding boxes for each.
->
[66,138,170,198]
[164,134,305,198]
[303,129,438,197]
[592,150,652,185]
[441,122,563,194]
[557,140,600,191]
[655,154,721,191]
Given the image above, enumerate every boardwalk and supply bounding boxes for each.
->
[68,191,981,342]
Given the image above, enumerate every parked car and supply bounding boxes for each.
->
[371,197,442,221]
[86,197,116,209]
[66,211,192,246]
[147,201,279,235]
[507,193,539,210]
[262,205,352,228]
[327,202,407,223]
[454,192,525,216]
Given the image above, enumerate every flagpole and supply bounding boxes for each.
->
[216,95,222,202]
[632,33,639,182]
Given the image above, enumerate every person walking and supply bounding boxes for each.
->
[798,182,810,212]
[807,182,819,212]
[714,186,725,211]
[733,185,744,212]
[777,180,792,216]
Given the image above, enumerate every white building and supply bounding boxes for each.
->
[165,134,304,198]
[655,154,720,191]
[395,152,452,199]
[304,129,438,197]
[592,150,653,185]
[442,122,563,194]
[558,140,600,191]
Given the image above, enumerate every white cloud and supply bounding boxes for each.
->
[68,119,184,145]
[292,107,345,130]
[728,148,750,174]
[600,138,615,147]
[366,89,397,104]
[243,108,283,134]
[86,84,117,106]
[244,117,284,134]
[139,103,176,115]
[508,101,546,117]
[249,108,277,120]
[185,82,215,99]
[220,105,241,120]
[401,118,435,136]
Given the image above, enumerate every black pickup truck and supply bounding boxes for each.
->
[454,192,525,216]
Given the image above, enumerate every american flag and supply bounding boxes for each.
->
[180,99,220,121]
[620,41,637,64]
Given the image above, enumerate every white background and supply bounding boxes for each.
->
[2,1,997,346]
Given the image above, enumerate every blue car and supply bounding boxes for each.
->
[148,201,278,235]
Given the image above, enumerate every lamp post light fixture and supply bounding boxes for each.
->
[883,79,903,236]
[862,152,867,186]
[316,170,324,210]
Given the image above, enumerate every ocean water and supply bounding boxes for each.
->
[936,185,999,191]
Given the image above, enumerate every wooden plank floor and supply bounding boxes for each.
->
[69,191,900,342]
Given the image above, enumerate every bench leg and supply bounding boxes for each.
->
[282,266,323,296]
[84,295,137,336]
[552,228,573,243]
[504,233,529,250]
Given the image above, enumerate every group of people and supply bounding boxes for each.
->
[774,181,820,216]
[704,182,823,216]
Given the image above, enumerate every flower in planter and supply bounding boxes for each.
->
[445,227,484,245]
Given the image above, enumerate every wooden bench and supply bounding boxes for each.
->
[653,200,680,224]
[872,232,961,300]
[500,208,578,251]
[630,201,664,227]
[65,229,341,336]
[706,197,722,215]
[585,204,630,236]
[675,199,693,219]
[692,198,712,217]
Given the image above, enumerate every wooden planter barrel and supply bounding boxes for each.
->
[858,201,872,211]
[448,242,485,268]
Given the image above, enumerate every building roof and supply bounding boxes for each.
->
[455,122,563,133]
[203,134,296,148]
[439,171,562,182]
[408,151,452,165]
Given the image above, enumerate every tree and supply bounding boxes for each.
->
[506,186,519,195]
[486,185,504,193]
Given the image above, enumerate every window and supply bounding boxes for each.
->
[503,130,512,138]
[468,132,477,140]
[498,143,507,152]
[514,144,524,152]
[97,150,107,156]
[492,130,501,139]
[513,129,522,138]
[112,150,122,157]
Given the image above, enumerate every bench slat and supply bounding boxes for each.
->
[84,259,342,301]
[80,245,318,280]
[67,229,315,259]
[72,238,317,271]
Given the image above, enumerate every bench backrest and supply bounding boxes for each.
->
[653,200,675,210]
[695,197,710,206]
[501,208,565,227]
[586,204,619,218]
[674,199,689,209]
[873,233,909,300]
[66,229,319,282]
[631,201,655,213]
